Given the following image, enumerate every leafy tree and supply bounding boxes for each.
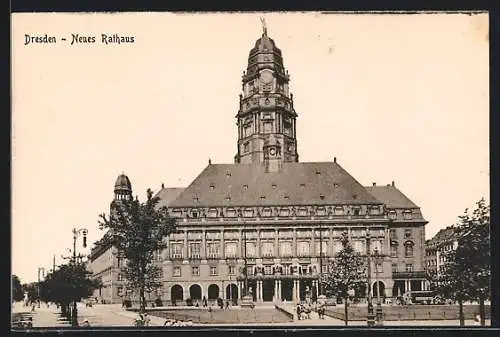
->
[432,198,490,326]
[40,262,101,325]
[22,282,39,303]
[98,188,177,313]
[321,232,367,326]
[12,275,24,302]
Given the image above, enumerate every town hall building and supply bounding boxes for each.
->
[89,24,428,305]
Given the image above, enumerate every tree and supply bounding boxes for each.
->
[40,262,101,324]
[22,282,39,303]
[432,198,490,326]
[12,275,24,302]
[98,188,177,313]
[321,232,367,326]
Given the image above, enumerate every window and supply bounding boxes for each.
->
[405,264,414,272]
[405,245,414,257]
[209,184,215,191]
[279,241,293,257]
[171,243,183,259]
[332,240,343,254]
[315,242,328,256]
[228,265,235,275]
[173,266,181,277]
[192,266,200,276]
[375,262,383,273]
[352,240,365,254]
[371,240,382,254]
[320,194,325,200]
[389,211,397,219]
[210,266,218,276]
[261,241,274,257]
[403,210,412,220]
[117,286,123,296]
[189,242,201,259]
[300,265,309,275]
[272,184,277,189]
[391,263,397,273]
[390,246,397,258]
[334,206,343,216]
[246,242,256,257]
[321,265,328,274]
[117,273,123,281]
[225,242,238,258]
[390,229,396,239]
[264,265,272,275]
[353,208,360,216]
[404,229,412,238]
[207,242,220,259]
[298,241,310,257]
[243,184,248,190]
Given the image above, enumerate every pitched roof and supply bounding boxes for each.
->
[156,188,185,208]
[168,162,381,208]
[365,185,419,208]
[426,226,458,246]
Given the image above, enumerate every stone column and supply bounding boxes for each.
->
[220,229,225,259]
[184,230,189,259]
[202,230,207,259]
[292,229,297,256]
[257,229,261,258]
[421,280,425,291]
[314,280,319,297]
[239,229,243,259]
[292,280,297,301]
[275,229,279,258]
[277,280,282,301]
[274,280,278,300]
[258,280,263,302]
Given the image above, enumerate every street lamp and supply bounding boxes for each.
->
[373,247,384,326]
[365,230,375,327]
[70,227,88,327]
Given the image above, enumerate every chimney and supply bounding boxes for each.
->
[372,182,376,186]
[392,180,395,187]
[209,158,212,165]
[161,183,165,189]
[334,157,337,163]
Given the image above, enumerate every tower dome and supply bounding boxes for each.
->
[114,172,132,201]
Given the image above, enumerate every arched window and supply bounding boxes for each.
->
[405,244,414,257]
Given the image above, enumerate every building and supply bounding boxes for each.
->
[425,226,459,279]
[90,24,428,305]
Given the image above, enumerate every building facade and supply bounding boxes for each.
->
[425,226,459,279]
[90,25,428,305]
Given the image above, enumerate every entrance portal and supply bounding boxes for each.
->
[189,284,202,300]
[171,284,184,302]
[262,279,274,302]
[281,279,293,301]
[300,279,313,301]
[226,284,238,303]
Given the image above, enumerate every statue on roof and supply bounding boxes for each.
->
[260,17,267,36]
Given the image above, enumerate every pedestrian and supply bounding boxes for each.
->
[202,296,207,307]
[31,304,36,312]
[143,313,150,326]
[474,313,481,325]
[225,300,230,310]
[296,303,301,320]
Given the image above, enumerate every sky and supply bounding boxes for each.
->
[12,12,489,283]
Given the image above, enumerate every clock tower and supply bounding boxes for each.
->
[234,22,299,165]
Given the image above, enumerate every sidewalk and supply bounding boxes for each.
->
[12,302,70,328]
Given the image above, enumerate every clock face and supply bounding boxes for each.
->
[260,70,273,84]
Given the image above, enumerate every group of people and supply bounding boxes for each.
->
[296,302,327,320]
[163,319,194,326]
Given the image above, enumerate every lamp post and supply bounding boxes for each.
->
[365,230,375,327]
[373,247,384,326]
[70,227,88,327]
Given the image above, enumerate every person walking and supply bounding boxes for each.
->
[202,296,207,307]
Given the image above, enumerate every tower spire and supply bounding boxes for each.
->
[260,17,267,36]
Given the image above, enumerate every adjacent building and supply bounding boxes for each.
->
[425,226,459,279]
[89,25,429,305]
